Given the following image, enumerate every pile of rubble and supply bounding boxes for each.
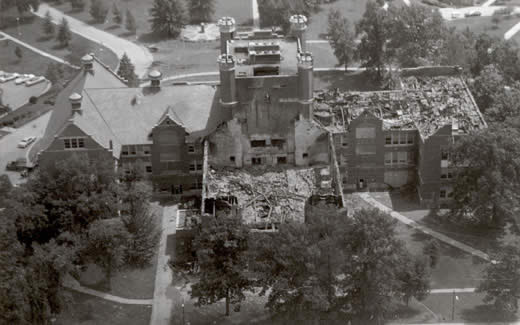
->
[313,74,485,138]
[206,167,319,225]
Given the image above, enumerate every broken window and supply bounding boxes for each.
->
[342,134,349,147]
[408,151,415,165]
[398,152,406,164]
[197,162,203,170]
[143,146,151,155]
[189,163,196,171]
[251,140,266,147]
[271,139,285,149]
[385,135,391,145]
[441,149,449,160]
[146,166,152,173]
[407,134,414,144]
[384,152,392,165]
[440,190,446,198]
[277,156,287,164]
[302,153,309,159]
[252,157,262,165]
[230,156,236,163]
[172,185,183,195]
[399,134,407,145]
[188,145,195,153]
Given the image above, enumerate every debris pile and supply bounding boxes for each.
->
[206,167,329,225]
[314,74,485,139]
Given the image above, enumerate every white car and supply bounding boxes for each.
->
[15,74,34,85]
[25,76,46,87]
[17,136,36,148]
[0,73,19,83]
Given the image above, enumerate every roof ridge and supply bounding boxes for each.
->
[82,89,124,146]
[91,54,128,85]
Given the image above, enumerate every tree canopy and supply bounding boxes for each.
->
[149,0,187,38]
[191,214,253,316]
[327,9,356,69]
[188,0,215,24]
[117,53,138,87]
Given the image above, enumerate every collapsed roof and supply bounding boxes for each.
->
[314,72,486,139]
[205,166,335,225]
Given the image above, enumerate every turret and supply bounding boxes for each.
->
[81,54,94,72]
[290,15,308,52]
[218,17,236,55]
[297,51,314,117]
[218,54,237,107]
[148,69,163,88]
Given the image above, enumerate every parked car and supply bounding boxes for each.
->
[25,76,46,87]
[6,158,27,171]
[15,74,34,85]
[0,73,19,83]
[464,11,481,17]
[17,136,36,148]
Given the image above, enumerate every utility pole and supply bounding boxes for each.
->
[451,290,455,321]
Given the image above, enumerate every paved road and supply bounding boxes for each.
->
[0,111,51,185]
[33,3,153,77]
[0,31,78,68]
[150,205,180,325]
[357,192,491,262]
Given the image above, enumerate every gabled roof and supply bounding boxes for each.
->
[82,84,222,145]
[30,56,128,162]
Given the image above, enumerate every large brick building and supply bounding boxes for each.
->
[30,15,486,209]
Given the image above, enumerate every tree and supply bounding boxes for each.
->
[423,239,440,268]
[188,0,215,24]
[149,0,187,38]
[487,82,520,122]
[398,256,430,306]
[191,214,253,316]
[478,243,520,317]
[56,17,72,47]
[120,182,161,266]
[125,9,137,34]
[440,27,476,71]
[257,0,317,33]
[117,53,138,87]
[356,1,392,82]
[451,123,520,226]
[252,208,430,323]
[386,4,447,67]
[14,46,22,60]
[469,64,505,112]
[89,0,108,24]
[84,219,129,289]
[112,3,122,25]
[327,9,356,69]
[44,62,64,84]
[70,0,85,11]
[42,10,55,37]
[0,0,40,14]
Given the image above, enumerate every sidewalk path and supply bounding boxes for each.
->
[0,31,79,68]
[33,3,153,77]
[150,205,179,325]
[62,274,153,305]
[430,288,476,294]
[357,193,491,262]
[505,20,520,39]
[482,0,498,7]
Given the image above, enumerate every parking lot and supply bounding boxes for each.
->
[0,76,50,111]
[0,111,51,185]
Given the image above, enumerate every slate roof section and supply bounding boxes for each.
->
[83,84,221,145]
[30,56,128,162]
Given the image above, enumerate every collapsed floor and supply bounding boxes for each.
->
[205,166,335,226]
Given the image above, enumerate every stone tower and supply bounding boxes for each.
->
[218,17,236,55]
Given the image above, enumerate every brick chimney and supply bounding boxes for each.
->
[81,54,94,72]
[149,69,162,88]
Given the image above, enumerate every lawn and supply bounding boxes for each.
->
[56,289,152,325]
[1,10,118,70]
[447,15,520,39]
[50,0,253,43]
[78,203,163,299]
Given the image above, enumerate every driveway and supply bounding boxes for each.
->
[33,3,153,77]
[0,111,51,185]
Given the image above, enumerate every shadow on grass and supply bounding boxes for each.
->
[138,31,170,44]
[461,304,518,323]
[36,35,54,42]
[105,24,121,31]
[51,43,68,50]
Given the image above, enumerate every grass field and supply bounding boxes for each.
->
[50,0,253,43]
[56,290,152,325]
[1,11,118,69]
[447,15,520,39]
